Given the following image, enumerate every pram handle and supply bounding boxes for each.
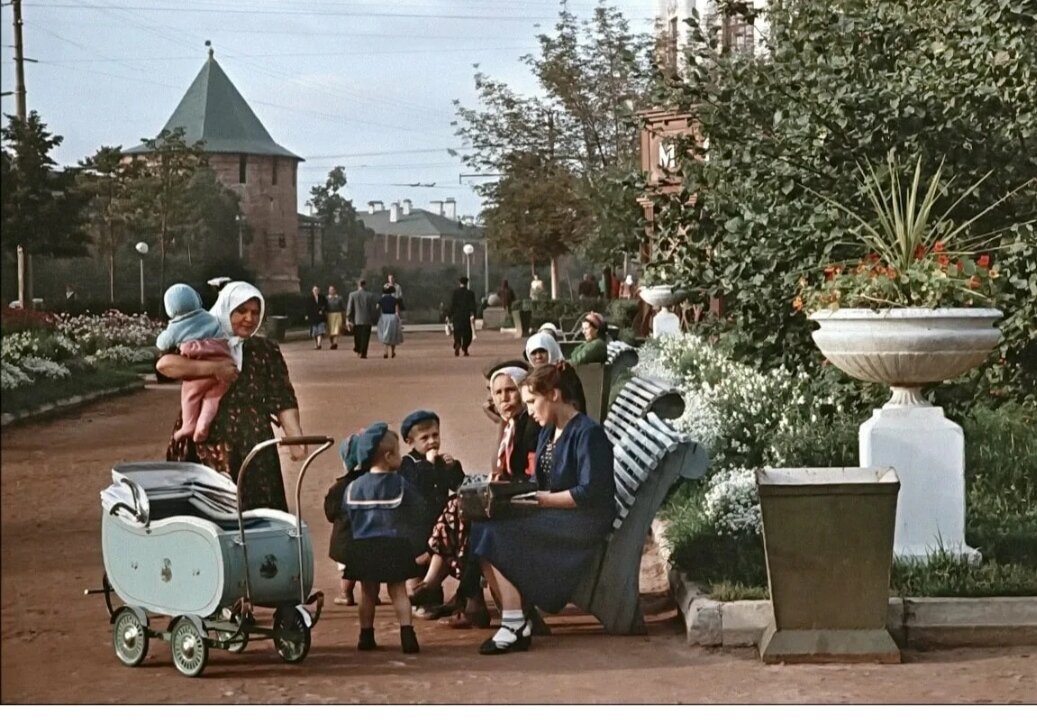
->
[278,435,333,446]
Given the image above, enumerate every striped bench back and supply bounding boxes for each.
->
[605,374,690,531]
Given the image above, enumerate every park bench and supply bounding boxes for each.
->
[569,369,709,634]
[570,340,640,423]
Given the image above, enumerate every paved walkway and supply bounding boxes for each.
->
[1,334,1034,703]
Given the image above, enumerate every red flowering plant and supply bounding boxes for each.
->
[795,154,1033,312]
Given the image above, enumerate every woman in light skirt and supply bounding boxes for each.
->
[376,284,404,358]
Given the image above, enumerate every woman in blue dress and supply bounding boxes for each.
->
[376,284,404,358]
[468,362,616,654]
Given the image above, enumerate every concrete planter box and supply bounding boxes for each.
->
[482,307,507,330]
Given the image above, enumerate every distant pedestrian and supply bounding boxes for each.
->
[497,279,516,312]
[347,279,379,359]
[619,275,636,300]
[377,284,404,359]
[529,273,546,301]
[306,285,329,350]
[577,274,598,299]
[326,285,346,350]
[447,276,478,357]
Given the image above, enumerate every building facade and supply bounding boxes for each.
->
[124,49,303,295]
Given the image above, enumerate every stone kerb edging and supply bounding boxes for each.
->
[1,379,145,428]
[651,519,1037,649]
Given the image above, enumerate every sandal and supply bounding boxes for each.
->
[332,595,356,606]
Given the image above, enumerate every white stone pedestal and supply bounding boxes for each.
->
[859,406,977,561]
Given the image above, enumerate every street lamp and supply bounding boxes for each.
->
[134,241,149,311]
[235,213,244,259]
[462,242,474,279]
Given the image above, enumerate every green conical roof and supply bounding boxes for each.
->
[126,50,301,160]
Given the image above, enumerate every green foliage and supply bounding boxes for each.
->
[0,367,139,416]
[454,3,654,267]
[891,551,1037,598]
[308,166,370,281]
[1,112,91,260]
[647,0,1037,401]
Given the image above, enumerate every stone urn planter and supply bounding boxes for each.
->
[638,285,678,309]
[809,308,1003,407]
[809,308,1003,560]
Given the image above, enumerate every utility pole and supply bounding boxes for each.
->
[12,0,29,307]
[546,109,560,301]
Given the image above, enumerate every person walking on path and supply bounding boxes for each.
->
[326,285,346,350]
[306,285,329,350]
[447,276,478,357]
[497,279,516,313]
[158,281,309,512]
[377,284,404,359]
[347,279,379,359]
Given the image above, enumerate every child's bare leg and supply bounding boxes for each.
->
[386,582,412,626]
[358,581,379,628]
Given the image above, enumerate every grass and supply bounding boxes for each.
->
[1,367,141,416]
[891,551,1037,598]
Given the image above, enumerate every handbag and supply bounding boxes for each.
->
[457,474,538,521]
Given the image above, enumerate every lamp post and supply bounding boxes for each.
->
[235,213,244,259]
[135,242,149,311]
[462,242,474,280]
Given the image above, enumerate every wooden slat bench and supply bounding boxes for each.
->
[569,340,641,423]
[570,370,709,634]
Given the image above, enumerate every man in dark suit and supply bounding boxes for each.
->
[447,276,478,357]
[346,279,379,358]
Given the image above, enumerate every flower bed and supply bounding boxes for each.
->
[644,332,1037,598]
[1,309,162,413]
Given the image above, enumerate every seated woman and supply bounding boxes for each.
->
[469,362,616,654]
[524,331,563,368]
[568,312,608,366]
[413,365,541,629]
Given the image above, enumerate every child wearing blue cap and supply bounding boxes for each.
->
[324,432,364,607]
[399,410,465,534]
[155,283,233,443]
[343,423,427,653]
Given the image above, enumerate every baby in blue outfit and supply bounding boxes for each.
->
[156,284,233,443]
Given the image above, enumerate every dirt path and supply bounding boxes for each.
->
[2,332,1035,703]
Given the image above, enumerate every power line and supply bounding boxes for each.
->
[26,3,572,21]
[37,46,537,62]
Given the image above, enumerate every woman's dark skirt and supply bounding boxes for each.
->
[344,536,422,583]
[469,507,613,613]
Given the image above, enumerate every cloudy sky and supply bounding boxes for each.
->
[0,0,654,218]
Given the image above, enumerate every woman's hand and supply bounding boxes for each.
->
[277,408,307,461]
[210,359,240,385]
[535,491,552,508]
[287,444,308,462]
[535,490,576,509]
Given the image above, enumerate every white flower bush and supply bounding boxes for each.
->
[86,345,156,367]
[18,356,72,380]
[702,468,761,536]
[1,361,33,390]
[57,310,162,354]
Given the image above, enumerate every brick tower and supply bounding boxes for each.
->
[125,47,303,294]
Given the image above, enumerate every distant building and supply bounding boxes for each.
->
[124,48,303,294]
[359,198,487,277]
[656,0,768,71]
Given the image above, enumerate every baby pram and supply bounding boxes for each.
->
[88,436,334,677]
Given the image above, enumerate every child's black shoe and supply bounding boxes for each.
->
[400,625,420,654]
[358,627,377,651]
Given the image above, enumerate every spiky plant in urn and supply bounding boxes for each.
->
[797,153,1034,559]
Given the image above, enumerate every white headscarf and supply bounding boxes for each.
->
[210,281,265,370]
[524,332,563,365]
[490,366,528,387]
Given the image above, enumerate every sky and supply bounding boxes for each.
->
[0,0,655,219]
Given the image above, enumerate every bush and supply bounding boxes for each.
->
[891,551,1037,598]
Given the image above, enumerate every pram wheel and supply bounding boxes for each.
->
[170,617,208,677]
[112,608,149,667]
[272,606,311,663]
[217,610,251,653]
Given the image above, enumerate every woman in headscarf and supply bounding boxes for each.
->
[524,331,564,368]
[377,284,404,359]
[157,281,308,511]
[411,365,541,629]
[568,311,608,366]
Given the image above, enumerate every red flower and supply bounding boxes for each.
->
[969,275,981,289]
[886,267,897,280]
[933,240,946,253]
[978,255,990,268]
[914,244,926,260]
[866,252,880,263]
[938,255,950,267]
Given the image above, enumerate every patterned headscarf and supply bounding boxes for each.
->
[210,281,265,370]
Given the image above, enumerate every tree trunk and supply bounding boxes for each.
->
[108,251,115,304]
[550,256,559,300]
[159,216,167,291]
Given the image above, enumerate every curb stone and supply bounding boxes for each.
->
[653,517,1037,649]
[0,380,145,428]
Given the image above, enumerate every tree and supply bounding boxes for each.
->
[453,2,654,293]
[128,127,207,288]
[1,112,91,301]
[179,166,247,266]
[309,166,370,281]
[649,0,1037,401]
[78,146,143,302]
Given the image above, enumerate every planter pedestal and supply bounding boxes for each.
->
[861,406,976,561]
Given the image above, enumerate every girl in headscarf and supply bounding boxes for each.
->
[157,281,309,511]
